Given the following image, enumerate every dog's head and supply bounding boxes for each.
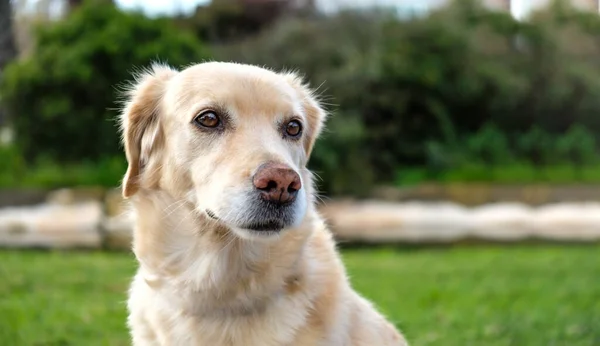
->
[119,62,326,239]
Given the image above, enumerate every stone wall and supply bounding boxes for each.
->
[1,186,600,250]
[320,200,600,244]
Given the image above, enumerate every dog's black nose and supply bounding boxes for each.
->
[253,162,301,205]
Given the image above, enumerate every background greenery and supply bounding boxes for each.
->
[1,245,598,346]
[3,0,600,195]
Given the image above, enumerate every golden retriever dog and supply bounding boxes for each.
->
[119,61,408,346]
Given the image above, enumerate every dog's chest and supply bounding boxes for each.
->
[185,297,311,346]
[130,277,314,346]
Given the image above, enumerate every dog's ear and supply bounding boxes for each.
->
[120,64,177,198]
[283,73,327,159]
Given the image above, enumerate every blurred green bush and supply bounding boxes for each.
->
[3,0,600,193]
[1,1,209,162]
[0,144,126,188]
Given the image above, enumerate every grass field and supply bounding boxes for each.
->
[0,245,599,346]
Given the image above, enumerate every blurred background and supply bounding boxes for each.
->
[1,0,599,345]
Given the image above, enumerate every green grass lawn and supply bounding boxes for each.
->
[0,245,599,346]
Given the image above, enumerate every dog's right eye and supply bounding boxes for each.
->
[194,111,220,128]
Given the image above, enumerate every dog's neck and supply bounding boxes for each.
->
[129,190,317,315]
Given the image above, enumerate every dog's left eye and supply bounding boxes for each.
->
[194,111,220,128]
[285,120,302,138]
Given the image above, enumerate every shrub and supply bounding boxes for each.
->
[556,124,598,177]
[465,123,513,169]
[1,1,209,162]
[516,126,555,176]
[5,0,600,193]
[0,144,26,187]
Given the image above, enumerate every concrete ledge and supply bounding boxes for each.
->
[320,201,600,244]
[2,197,600,249]
[0,202,103,249]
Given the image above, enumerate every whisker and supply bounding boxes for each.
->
[162,199,188,219]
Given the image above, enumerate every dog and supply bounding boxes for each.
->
[119,61,408,346]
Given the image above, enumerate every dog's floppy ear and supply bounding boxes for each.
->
[120,64,177,198]
[283,73,327,159]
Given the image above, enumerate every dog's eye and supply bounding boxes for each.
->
[285,120,302,138]
[194,111,220,128]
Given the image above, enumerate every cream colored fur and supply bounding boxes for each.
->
[119,61,408,346]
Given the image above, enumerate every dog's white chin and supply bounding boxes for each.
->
[230,227,284,242]
[229,207,308,242]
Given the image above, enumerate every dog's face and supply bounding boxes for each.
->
[120,62,326,239]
